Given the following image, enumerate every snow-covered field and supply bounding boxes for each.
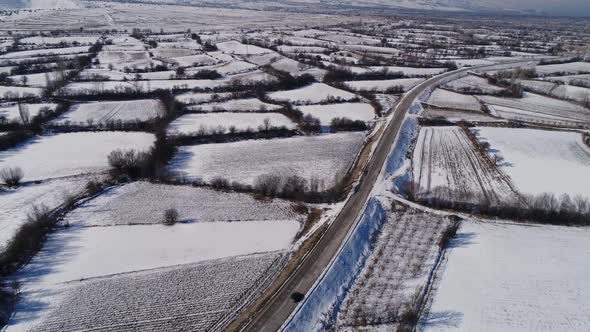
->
[344,78,424,92]
[170,53,218,66]
[52,99,164,126]
[63,181,300,226]
[19,36,99,46]
[368,66,446,77]
[6,251,288,332]
[443,74,504,94]
[545,73,590,85]
[17,220,297,280]
[478,93,590,125]
[296,102,375,125]
[0,85,43,99]
[175,91,232,104]
[0,103,57,123]
[473,127,590,199]
[8,70,73,88]
[0,46,90,59]
[535,61,590,76]
[64,79,224,94]
[424,221,590,332]
[268,83,358,104]
[412,126,517,205]
[338,206,453,330]
[167,132,365,188]
[189,98,282,112]
[168,112,295,135]
[426,89,482,112]
[0,132,155,182]
[216,40,271,55]
[0,176,88,251]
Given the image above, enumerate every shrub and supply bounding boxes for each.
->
[107,149,150,178]
[85,179,103,196]
[330,117,368,132]
[0,204,51,275]
[162,208,179,226]
[0,167,24,187]
[210,177,230,190]
[301,114,321,134]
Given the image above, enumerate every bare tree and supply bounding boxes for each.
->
[18,103,30,126]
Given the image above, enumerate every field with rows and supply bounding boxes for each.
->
[477,93,590,125]
[1,4,590,331]
[337,206,453,330]
[167,132,365,188]
[6,252,288,332]
[52,99,164,126]
[412,126,517,205]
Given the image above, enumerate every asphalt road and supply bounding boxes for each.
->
[241,61,536,332]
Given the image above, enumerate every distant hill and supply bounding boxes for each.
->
[2,0,588,16]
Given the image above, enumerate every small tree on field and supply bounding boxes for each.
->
[163,208,179,226]
[0,167,24,187]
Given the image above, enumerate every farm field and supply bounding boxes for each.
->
[8,219,298,284]
[167,132,365,188]
[368,66,446,77]
[424,221,590,332]
[167,112,295,135]
[6,252,288,332]
[422,109,503,123]
[0,176,88,251]
[1,6,590,332]
[64,181,301,226]
[337,206,453,330]
[0,103,57,123]
[0,132,155,182]
[188,98,282,112]
[443,74,504,94]
[535,61,590,76]
[412,126,517,205]
[473,127,590,199]
[477,93,590,125]
[426,89,482,112]
[344,78,424,92]
[51,99,164,126]
[0,85,43,99]
[268,83,358,104]
[296,103,375,125]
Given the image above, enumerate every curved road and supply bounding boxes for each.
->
[241,60,537,332]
